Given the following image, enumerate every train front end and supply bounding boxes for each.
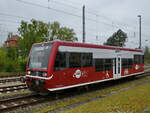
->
[21,42,54,95]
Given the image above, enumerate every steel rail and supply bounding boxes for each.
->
[0,84,27,93]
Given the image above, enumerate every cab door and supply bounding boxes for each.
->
[113,55,121,79]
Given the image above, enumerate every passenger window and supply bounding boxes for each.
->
[54,52,67,71]
[134,55,143,64]
[142,55,144,64]
[122,58,133,69]
[95,59,104,72]
[95,59,113,72]
[128,59,133,68]
[104,59,113,70]
[69,53,81,68]
[81,53,93,67]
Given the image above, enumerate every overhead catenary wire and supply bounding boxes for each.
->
[1,0,149,34]
[0,19,21,24]
[2,0,150,34]
[0,17,99,34]
[36,0,150,32]
[19,0,150,35]
[15,0,122,28]
[0,12,29,20]
[1,0,150,47]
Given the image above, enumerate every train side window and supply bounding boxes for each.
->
[122,58,133,68]
[54,52,67,71]
[81,53,93,67]
[122,59,127,68]
[69,53,81,68]
[95,59,104,72]
[95,59,113,72]
[128,59,133,68]
[142,55,144,64]
[134,55,143,64]
[104,59,113,71]
[140,55,144,64]
[134,55,139,64]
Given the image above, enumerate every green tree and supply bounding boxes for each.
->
[57,27,77,41]
[18,20,49,58]
[7,46,18,61]
[49,22,78,41]
[0,47,20,72]
[104,29,128,47]
[18,19,77,58]
[0,48,7,71]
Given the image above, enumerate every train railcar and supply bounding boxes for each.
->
[22,41,144,94]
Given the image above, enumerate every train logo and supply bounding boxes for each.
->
[135,65,139,70]
[73,69,82,78]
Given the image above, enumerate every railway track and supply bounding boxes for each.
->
[0,93,46,112]
[0,73,25,84]
[0,76,24,84]
[0,84,27,94]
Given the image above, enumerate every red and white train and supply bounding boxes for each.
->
[22,41,144,94]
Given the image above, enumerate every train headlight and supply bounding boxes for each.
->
[42,72,47,77]
[27,71,31,75]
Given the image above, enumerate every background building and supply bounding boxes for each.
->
[4,35,19,48]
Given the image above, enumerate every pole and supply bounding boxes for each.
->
[96,14,98,44]
[82,5,85,43]
[138,15,141,49]
[48,0,50,9]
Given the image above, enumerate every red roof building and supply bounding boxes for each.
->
[4,35,19,48]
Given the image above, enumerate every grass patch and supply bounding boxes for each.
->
[31,75,150,113]
[62,82,150,113]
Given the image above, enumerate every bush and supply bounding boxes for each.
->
[0,48,7,72]
[4,58,27,72]
[0,47,27,73]
[18,58,27,72]
[5,60,20,72]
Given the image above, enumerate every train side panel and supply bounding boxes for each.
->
[45,44,144,91]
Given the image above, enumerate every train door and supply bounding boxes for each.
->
[113,55,121,79]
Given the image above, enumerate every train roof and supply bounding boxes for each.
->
[34,41,143,53]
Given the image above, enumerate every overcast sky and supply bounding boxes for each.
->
[0,0,150,49]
